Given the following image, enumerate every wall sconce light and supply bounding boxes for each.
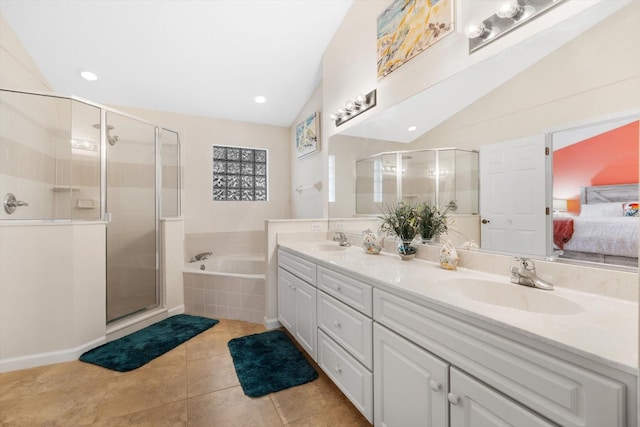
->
[329,89,377,127]
[466,0,566,53]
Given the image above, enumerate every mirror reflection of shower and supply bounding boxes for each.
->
[92,123,120,145]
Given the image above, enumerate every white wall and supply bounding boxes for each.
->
[290,82,324,219]
[322,0,622,141]
[114,106,291,235]
[0,223,106,372]
[0,14,50,91]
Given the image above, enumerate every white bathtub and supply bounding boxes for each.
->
[183,255,265,324]
[184,255,265,278]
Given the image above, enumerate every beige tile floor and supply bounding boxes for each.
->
[0,319,371,426]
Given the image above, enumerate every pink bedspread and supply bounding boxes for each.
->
[553,217,574,249]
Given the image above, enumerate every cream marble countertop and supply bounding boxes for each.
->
[278,240,638,375]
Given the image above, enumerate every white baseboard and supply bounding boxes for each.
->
[168,304,185,317]
[106,308,168,341]
[264,316,281,330]
[0,336,105,373]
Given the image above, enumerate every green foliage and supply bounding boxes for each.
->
[379,202,420,240]
[417,202,449,240]
[380,201,453,242]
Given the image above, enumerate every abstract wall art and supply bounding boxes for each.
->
[295,112,320,158]
[377,0,455,79]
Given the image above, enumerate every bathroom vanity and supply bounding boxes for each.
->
[276,241,638,427]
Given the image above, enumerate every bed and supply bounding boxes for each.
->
[554,184,639,266]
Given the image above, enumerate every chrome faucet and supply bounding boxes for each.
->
[189,251,212,263]
[332,232,351,247]
[510,257,554,291]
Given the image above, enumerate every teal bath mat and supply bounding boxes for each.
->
[80,314,218,372]
[228,330,318,397]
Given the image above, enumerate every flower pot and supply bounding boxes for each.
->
[397,240,417,261]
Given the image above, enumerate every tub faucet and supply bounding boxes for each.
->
[332,232,351,247]
[510,257,554,291]
[189,251,212,263]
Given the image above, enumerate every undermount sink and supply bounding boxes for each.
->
[439,278,584,315]
[314,243,347,252]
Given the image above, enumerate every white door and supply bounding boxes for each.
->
[374,323,449,427]
[293,278,317,361]
[449,368,555,427]
[480,135,549,257]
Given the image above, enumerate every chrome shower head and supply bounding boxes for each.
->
[92,123,119,146]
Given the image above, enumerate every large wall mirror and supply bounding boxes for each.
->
[327,1,639,271]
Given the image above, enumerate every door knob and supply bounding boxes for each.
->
[481,219,490,224]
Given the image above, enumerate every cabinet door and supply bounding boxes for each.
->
[277,268,296,333]
[294,278,317,361]
[374,323,448,427]
[449,368,555,427]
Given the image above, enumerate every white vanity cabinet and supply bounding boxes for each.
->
[316,266,374,423]
[277,245,636,427]
[277,249,317,360]
[374,322,449,426]
[374,288,630,427]
[449,368,555,427]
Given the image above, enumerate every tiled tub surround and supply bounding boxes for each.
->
[277,239,638,426]
[184,256,265,325]
[184,231,266,324]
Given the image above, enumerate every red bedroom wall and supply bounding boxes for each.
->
[553,121,639,214]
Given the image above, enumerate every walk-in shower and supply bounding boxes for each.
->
[0,88,181,324]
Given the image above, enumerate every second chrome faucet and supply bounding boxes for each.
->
[510,257,554,291]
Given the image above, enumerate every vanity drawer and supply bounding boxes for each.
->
[373,289,626,427]
[318,329,373,423]
[278,249,316,285]
[317,290,373,369]
[317,266,372,316]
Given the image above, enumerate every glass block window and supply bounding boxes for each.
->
[213,145,267,201]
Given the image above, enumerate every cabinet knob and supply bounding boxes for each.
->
[334,320,341,328]
[335,366,342,374]
[447,393,460,405]
[429,380,441,392]
[335,284,341,291]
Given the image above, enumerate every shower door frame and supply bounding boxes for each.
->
[101,107,161,323]
[0,88,182,323]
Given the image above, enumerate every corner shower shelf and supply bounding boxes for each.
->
[50,185,80,192]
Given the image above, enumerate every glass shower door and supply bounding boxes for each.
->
[105,112,158,323]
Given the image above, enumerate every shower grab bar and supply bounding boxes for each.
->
[3,193,29,214]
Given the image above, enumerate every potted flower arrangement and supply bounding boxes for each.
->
[417,200,455,243]
[379,202,420,260]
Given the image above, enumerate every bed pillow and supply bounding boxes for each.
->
[580,202,623,217]
[623,202,639,217]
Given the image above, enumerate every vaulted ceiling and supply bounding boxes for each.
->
[0,0,353,127]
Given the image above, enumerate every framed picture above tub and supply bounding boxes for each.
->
[295,112,320,159]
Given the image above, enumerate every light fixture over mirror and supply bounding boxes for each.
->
[327,1,638,271]
[329,89,377,127]
[467,0,567,53]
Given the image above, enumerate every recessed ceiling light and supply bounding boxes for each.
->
[408,126,417,132]
[254,96,267,104]
[78,70,98,81]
